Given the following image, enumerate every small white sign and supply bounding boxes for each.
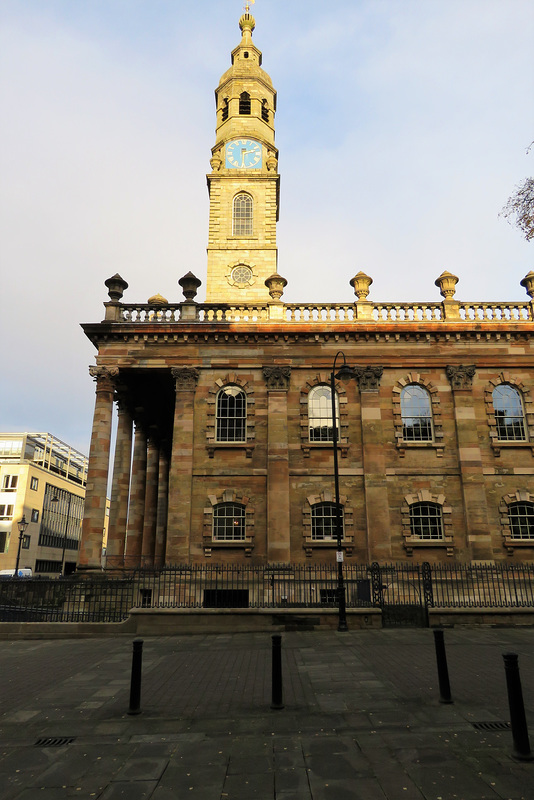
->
[336,551,344,562]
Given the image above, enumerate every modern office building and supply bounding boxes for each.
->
[0,433,89,575]
[78,8,534,573]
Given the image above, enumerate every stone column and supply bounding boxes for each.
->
[263,367,291,562]
[124,420,147,566]
[154,447,169,568]
[141,432,159,566]
[446,365,493,560]
[106,399,133,568]
[357,367,389,561]
[166,367,200,563]
[79,366,118,570]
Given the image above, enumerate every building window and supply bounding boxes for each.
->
[400,385,433,441]
[239,91,251,115]
[311,502,341,540]
[22,534,31,550]
[216,386,247,443]
[2,475,18,491]
[0,504,14,519]
[509,503,534,540]
[213,503,246,541]
[35,559,62,574]
[409,502,444,540]
[233,193,253,236]
[31,509,39,523]
[230,264,253,287]
[221,98,229,121]
[493,385,527,441]
[0,531,8,553]
[308,385,338,442]
[261,100,269,122]
[38,484,83,551]
[30,477,39,491]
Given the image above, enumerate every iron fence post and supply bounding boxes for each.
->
[502,652,533,761]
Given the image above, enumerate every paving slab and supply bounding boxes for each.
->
[0,628,533,798]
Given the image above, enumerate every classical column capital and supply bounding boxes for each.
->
[89,365,119,392]
[354,366,383,392]
[262,366,291,391]
[171,366,200,391]
[446,365,476,390]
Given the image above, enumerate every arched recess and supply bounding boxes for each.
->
[300,374,350,458]
[392,373,443,457]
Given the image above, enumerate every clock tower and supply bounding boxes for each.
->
[206,7,280,304]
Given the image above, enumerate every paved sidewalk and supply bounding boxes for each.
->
[0,628,533,799]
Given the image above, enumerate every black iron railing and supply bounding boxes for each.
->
[0,562,533,623]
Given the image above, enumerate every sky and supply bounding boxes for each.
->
[1,0,533,457]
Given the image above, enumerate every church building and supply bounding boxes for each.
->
[78,8,534,573]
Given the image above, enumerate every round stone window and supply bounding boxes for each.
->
[231,265,253,287]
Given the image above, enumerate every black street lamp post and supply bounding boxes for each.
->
[330,351,357,632]
[14,515,29,577]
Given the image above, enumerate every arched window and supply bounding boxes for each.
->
[221,98,229,121]
[401,385,433,441]
[213,503,246,540]
[216,386,246,442]
[493,385,527,441]
[308,385,338,442]
[409,502,443,540]
[233,193,253,236]
[508,502,534,540]
[261,99,269,122]
[239,92,251,115]
[311,502,342,540]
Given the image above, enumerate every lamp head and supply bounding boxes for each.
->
[17,515,28,534]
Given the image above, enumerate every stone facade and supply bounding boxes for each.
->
[79,11,534,571]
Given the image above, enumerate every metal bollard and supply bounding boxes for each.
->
[271,634,284,710]
[502,653,533,761]
[127,638,144,716]
[433,628,453,704]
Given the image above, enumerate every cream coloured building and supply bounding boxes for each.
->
[0,433,88,576]
[78,9,534,573]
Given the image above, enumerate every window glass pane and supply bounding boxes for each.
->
[493,385,526,441]
[311,502,343,540]
[409,502,443,539]
[233,194,253,236]
[309,386,338,442]
[216,387,247,442]
[213,503,246,540]
[401,385,433,442]
[509,503,534,539]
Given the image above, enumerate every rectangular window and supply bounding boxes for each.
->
[30,476,39,491]
[31,509,39,523]
[0,504,14,519]
[22,534,31,550]
[2,475,18,491]
[0,531,8,552]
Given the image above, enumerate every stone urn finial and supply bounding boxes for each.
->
[104,273,128,302]
[350,271,373,300]
[520,270,534,299]
[265,273,288,301]
[179,272,202,302]
[435,271,459,299]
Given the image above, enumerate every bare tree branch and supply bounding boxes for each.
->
[500,176,534,242]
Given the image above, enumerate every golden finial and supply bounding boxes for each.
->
[244,0,255,12]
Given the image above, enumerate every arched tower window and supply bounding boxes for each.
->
[221,98,229,122]
[400,385,434,442]
[213,502,246,541]
[233,193,253,236]
[239,92,251,115]
[493,385,527,441]
[308,385,338,442]
[216,386,247,442]
[261,99,269,122]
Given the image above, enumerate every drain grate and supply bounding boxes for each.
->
[35,737,75,747]
[472,721,511,732]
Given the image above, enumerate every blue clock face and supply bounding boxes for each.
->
[225,139,262,169]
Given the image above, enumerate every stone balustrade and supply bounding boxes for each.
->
[112,299,533,324]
